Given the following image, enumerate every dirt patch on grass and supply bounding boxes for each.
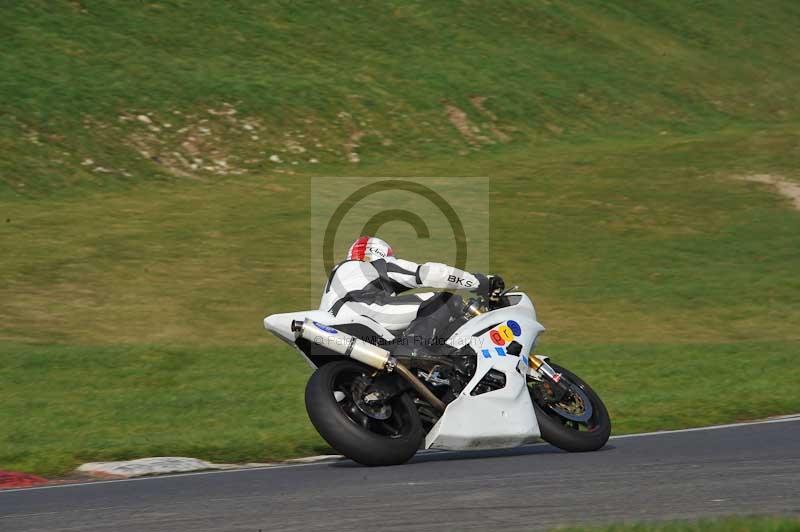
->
[442,100,493,146]
[740,174,800,210]
[469,96,511,142]
[442,97,512,147]
[334,110,388,164]
[122,106,254,179]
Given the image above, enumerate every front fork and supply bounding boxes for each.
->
[521,355,571,399]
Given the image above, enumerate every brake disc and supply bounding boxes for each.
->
[550,383,593,423]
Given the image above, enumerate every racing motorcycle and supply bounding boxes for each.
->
[264,285,611,466]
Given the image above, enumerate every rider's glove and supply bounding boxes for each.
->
[490,275,505,295]
[476,273,504,296]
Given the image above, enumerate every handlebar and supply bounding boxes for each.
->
[463,285,519,317]
[494,284,518,299]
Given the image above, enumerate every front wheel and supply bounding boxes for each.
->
[529,362,611,452]
[305,360,424,466]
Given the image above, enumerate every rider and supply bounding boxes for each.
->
[320,236,504,347]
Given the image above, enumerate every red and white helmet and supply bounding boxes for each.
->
[346,236,394,262]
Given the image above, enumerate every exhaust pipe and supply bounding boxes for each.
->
[292,319,446,413]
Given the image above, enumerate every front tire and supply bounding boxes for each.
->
[530,362,611,452]
[305,360,424,466]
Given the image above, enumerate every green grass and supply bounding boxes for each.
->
[2,2,800,476]
[556,516,800,531]
[1,343,325,475]
[3,1,800,197]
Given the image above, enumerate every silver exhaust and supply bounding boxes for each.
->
[291,318,392,370]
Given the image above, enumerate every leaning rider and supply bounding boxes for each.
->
[320,236,503,348]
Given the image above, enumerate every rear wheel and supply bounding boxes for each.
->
[529,362,611,452]
[305,360,424,466]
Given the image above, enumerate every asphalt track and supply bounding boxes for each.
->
[1,417,799,532]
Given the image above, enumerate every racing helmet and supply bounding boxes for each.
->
[346,236,394,262]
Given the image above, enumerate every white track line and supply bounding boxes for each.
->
[2,414,799,494]
[610,413,800,439]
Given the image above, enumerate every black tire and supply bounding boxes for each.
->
[305,360,425,466]
[530,363,611,452]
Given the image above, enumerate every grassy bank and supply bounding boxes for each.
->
[3,1,800,197]
[1,1,799,475]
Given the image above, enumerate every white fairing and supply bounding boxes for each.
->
[263,292,547,451]
[425,292,545,450]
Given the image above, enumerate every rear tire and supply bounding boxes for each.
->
[305,360,424,466]
[530,363,611,452]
